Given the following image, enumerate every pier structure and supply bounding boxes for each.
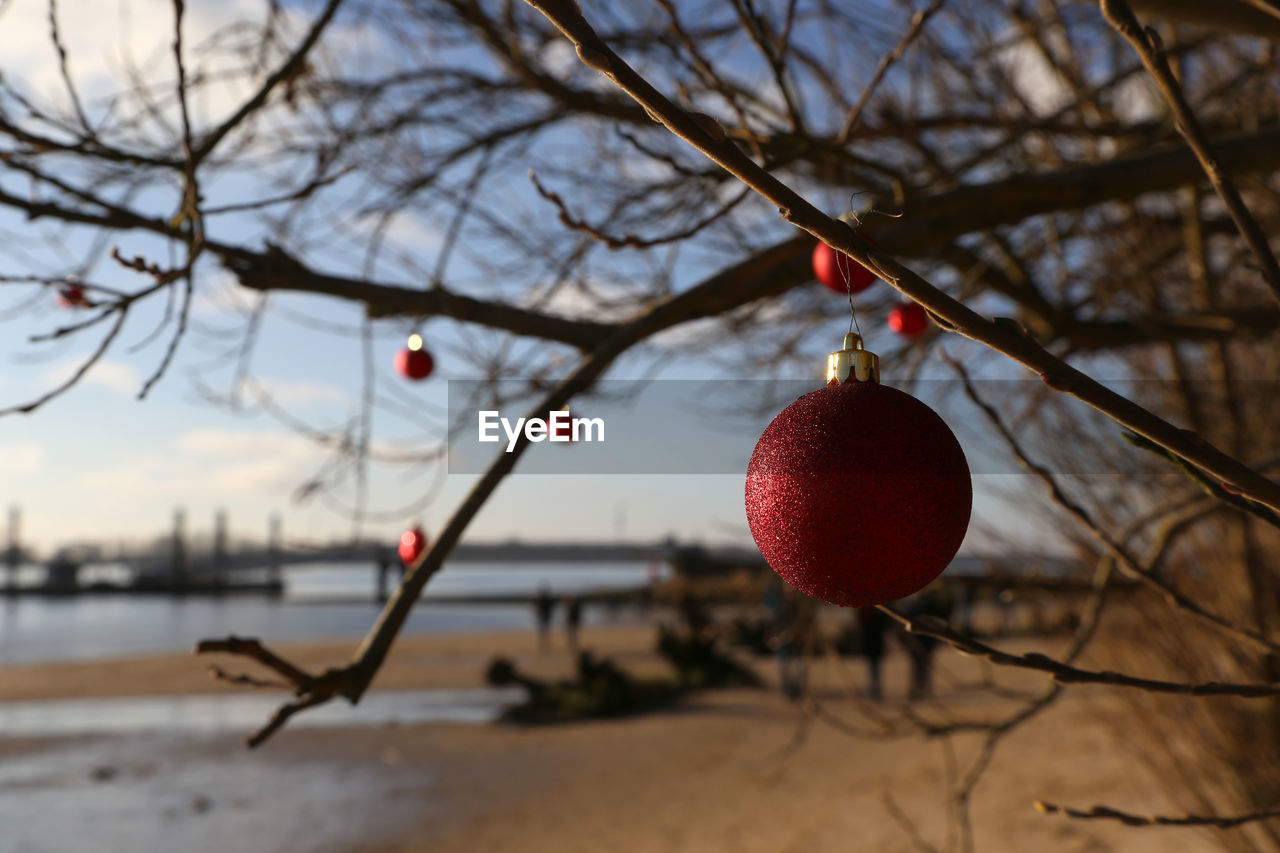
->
[4,505,18,587]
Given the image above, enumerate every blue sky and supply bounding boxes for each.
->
[0,1,1071,556]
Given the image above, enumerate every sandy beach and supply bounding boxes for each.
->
[0,623,1224,852]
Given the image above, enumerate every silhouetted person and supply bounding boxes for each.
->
[535,585,555,651]
[376,546,393,602]
[857,606,890,701]
[952,578,974,635]
[564,595,583,651]
[44,555,80,592]
[774,588,814,701]
[677,588,711,636]
[903,588,954,701]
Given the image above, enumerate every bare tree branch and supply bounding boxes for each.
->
[192,0,345,162]
[1035,798,1280,829]
[522,0,1280,515]
[838,0,947,144]
[884,611,1280,698]
[1101,0,1280,303]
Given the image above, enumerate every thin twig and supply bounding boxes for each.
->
[838,0,946,144]
[46,0,91,132]
[247,692,330,748]
[1034,799,1280,829]
[529,171,750,250]
[208,665,289,690]
[0,310,127,415]
[945,352,1280,654]
[880,611,1280,698]
[883,791,941,853]
[193,0,345,162]
[1100,0,1280,304]
[194,636,313,688]
[1121,431,1280,529]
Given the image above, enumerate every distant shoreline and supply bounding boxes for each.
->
[0,623,661,704]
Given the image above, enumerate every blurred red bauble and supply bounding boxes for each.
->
[398,526,428,566]
[812,236,876,295]
[56,283,89,309]
[745,352,971,607]
[394,336,434,380]
[888,302,929,338]
[551,407,575,443]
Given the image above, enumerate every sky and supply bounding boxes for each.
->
[0,0,1073,556]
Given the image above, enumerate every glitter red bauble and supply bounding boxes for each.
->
[812,237,876,294]
[551,407,575,443]
[888,302,929,338]
[399,526,428,566]
[394,347,434,380]
[56,283,89,308]
[745,381,971,607]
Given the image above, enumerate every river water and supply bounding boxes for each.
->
[0,562,663,852]
[0,561,663,666]
[0,720,487,853]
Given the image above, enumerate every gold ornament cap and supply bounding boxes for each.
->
[827,332,880,385]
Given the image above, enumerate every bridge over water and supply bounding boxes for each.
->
[120,540,676,579]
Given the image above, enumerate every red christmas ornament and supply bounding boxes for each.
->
[394,334,434,380]
[56,282,89,309]
[888,302,929,338]
[551,406,575,443]
[812,235,877,295]
[745,333,971,607]
[398,525,428,566]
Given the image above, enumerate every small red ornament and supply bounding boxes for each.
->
[56,282,89,309]
[394,334,434,380]
[812,235,877,295]
[888,302,929,338]
[745,333,971,607]
[398,525,428,566]
[551,406,575,443]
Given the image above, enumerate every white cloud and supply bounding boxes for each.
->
[203,454,311,493]
[0,0,264,124]
[74,462,169,499]
[33,353,141,397]
[539,38,614,95]
[76,427,327,499]
[994,31,1072,117]
[0,442,44,475]
[36,357,140,396]
[176,426,314,458]
[189,268,261,319]
[239,376,347,409]
[0,0,381,148]
[364,211,444,257]
[1112,74,1162,125]
[520,277,636,323]
[87,359,141,394]
[176,427,330,494]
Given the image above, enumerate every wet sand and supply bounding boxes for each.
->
[0,624,662,702]
[0,625,1222,852]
